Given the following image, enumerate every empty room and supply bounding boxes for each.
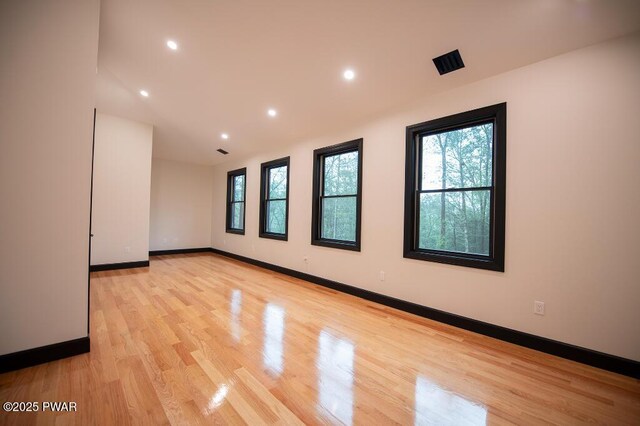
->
[1,0,640,424]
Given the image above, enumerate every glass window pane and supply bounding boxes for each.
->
[321,196,356,242]
[421,123,493,190]
[231,202,244,229]
[268,166,287,199]
[266,200,286,234]
[418,190,490,255]
[323,151,358,196]
[233,175,245,201]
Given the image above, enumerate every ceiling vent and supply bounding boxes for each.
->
[217,148,229,155]
[432,49,465,75]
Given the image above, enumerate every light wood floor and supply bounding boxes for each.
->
[1,253,639,425]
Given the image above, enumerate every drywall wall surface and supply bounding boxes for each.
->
[91,113,153,265]
[0,0,99,355]
[150,158,213,251]
[211,33,640,361]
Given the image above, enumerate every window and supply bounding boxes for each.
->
[259,157,290,240]
[226,167,246,234]
[404,103,506,271]
[311,139,363,251]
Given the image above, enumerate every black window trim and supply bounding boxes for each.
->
[403,103,506,271]
[311,138,363,252]
[226,167,247,235]
[259,156,290,241]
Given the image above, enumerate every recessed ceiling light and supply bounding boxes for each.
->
[267,109,277,117]
[343,69,356,80]
[167,40,178,50]
[221,133,229,140]
[139,89,149,97]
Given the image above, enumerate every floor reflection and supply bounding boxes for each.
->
[414,376,487,426]
[230,289,242,342]
[263,304,285,376]
[204,383,230,416]
[317,329,354,426]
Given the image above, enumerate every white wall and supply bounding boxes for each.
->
[150,158,213,251]
[91,113,153,265]
[0,0,99,355]
[211,33,640,361]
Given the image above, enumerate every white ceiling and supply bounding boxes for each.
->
[96,0,640,165]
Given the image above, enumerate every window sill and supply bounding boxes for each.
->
[312,238,361,252]
[403,249,504,272]
[259,232,288,241]
[225,228,245,235]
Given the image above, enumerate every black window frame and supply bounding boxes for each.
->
[403,103,506,271]
[311,138,363,252]
[226,167,247,235]
[259,157,290,241]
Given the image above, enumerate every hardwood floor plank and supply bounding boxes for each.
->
[234,367,304,426]
[1,252,638,425]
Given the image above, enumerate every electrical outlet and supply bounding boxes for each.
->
[534,301,545,316]
[125,246,131,253]
[379,271,385,281]
[303,256,308,263]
